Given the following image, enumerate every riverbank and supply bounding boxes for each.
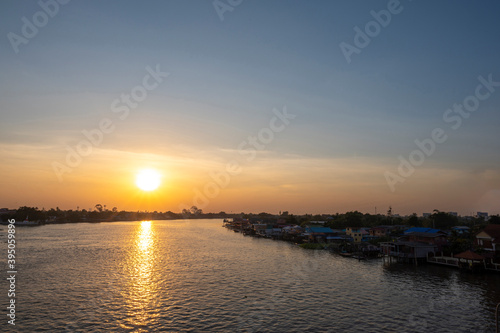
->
[223,218,500,274]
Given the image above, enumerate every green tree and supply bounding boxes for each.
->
[345,211,364,227]
[286,214,298,225]
[489,215,500,224]
[431,210,457,229]
[190,206,202,215]
[407,213,420,227]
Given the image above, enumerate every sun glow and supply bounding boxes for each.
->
[135,169,161,191]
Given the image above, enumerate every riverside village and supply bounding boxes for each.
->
[222,209,500,274]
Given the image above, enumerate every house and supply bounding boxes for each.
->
[281,225,304,242]
[270,228,283,238]
[454,250,486,272]
[346,227,369,243]
[404,227,443,234]
[380,241,437,264]
[451,226,470,235]
[406,232,447,246]
[252,223,268,237]
[402,228,448,251]
[475,224,500,252]
[304,226,336,243]
[370,226,390,237]
[380,227,448,262]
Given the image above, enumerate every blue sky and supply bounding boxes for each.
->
[1,0,499,215]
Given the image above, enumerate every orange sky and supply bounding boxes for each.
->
[1,142,498,215]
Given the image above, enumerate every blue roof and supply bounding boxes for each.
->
[306,227,334,233]
[404,227,441,234]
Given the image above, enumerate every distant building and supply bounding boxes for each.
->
[448,212,458,217]
[422,213,431,218]
[476,212,489,220]
[0,208,16,216]
[404,227,442,234]
[451,226,470,235]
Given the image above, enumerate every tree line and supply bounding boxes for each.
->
[1,206,498,228]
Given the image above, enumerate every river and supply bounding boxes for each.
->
[2,219,499,332]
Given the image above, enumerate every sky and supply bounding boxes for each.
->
[1,0,499,216]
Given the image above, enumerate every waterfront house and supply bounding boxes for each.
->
[404,232,448,251]
[281,225,304,242]
[252,223,268,237]
[304,226,336,243]
[380,241,437,264]
[402,227,448,251]
[475,224,500,252]
[270,228,283,239]
[454,250,486,272]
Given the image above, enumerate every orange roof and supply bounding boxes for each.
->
[454,250,485,260]
[482,224,500,241]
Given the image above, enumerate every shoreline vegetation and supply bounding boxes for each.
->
[1,205,498,228]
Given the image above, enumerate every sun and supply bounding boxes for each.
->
[135,169,161,191]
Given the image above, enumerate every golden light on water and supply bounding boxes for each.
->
[133,220,155,290]
[137,221,153,252]
[122,221,160,329]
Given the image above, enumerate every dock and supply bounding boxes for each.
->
[427,252,500,273]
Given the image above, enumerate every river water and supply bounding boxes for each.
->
[2,219,499,332]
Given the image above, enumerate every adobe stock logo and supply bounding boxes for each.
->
[213,0,243,21]
[7,0,70,54]
[52,65,169,182]
[339,0,412,64]
[179,106,296,216]
[385,74,500,192]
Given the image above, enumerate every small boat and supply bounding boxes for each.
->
[352,254,367,260]
[17,217,40,226]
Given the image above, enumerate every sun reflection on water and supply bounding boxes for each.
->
[121,220,161,330]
